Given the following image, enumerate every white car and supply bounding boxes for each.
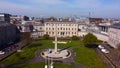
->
[101,49,110,54]
[0,51,5,55]
[98,45,104,49]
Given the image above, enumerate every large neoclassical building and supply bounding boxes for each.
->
[44,21,78,37]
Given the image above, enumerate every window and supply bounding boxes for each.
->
[72,32,73,34]
[72,28,73,30]
[68,32,70,34]
[61,28,62,30]
[40,27,42,30]
[69,28,70,30]
[52,32,54,34]
[52,28,54,30]
[60,32,65,35]
[75,28,76,30]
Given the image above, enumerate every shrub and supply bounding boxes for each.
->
[83,33,98,48]
[71,35,79,40]
[43,34,49,39]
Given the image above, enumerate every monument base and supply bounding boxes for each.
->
[41,49,71,60]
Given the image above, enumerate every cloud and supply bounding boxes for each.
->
[0,0,30,9]
[0,0,120,18]
[0,0,31,15]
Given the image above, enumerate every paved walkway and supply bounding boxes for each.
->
[1,46,88,68]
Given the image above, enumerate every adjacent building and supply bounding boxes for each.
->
[108,23,120,48]
[31,22,44,38]
[0,13,20,49]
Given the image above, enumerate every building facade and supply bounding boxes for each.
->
[31,23,44,38]
[45,22,78,37]
[108,23,120,48]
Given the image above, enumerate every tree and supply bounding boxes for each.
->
[71,35,79,40]
[83,33,98,48]
[43,34,49,39]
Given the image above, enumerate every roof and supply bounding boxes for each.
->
[45,21,78,24]
[0,23,14,28]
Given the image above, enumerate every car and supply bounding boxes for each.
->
[98,45,104,49]
[0,51,5,55]
[4,47,12,52]
[14,44,19,48]
[9,45,16,48]
[101,49,110,54]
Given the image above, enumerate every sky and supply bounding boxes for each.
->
[0,0,120,18]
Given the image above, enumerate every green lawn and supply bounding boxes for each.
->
[0,43,45,64]
[35,40,83,48]
[10,62,77,68]
[73,46,106,68]
[0,40,106,68]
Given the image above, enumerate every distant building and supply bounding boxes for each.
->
[10,15,24,24]
[44,22,78,37]
[98,23,111,35]
[108,23,120,48]
[31,23,44,38]
[17,24,33,32]
[89,18,103,23]
[78,23,88,32]
[10,15,29,24]
[0,13,11,23]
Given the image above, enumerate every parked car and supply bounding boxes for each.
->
[4,47,12,52]
[14,44,19,48]
[98,45,104,49]
[101,49,110,54]
[0,51,5,55]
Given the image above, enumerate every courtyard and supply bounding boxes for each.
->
[0,40,106,68]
